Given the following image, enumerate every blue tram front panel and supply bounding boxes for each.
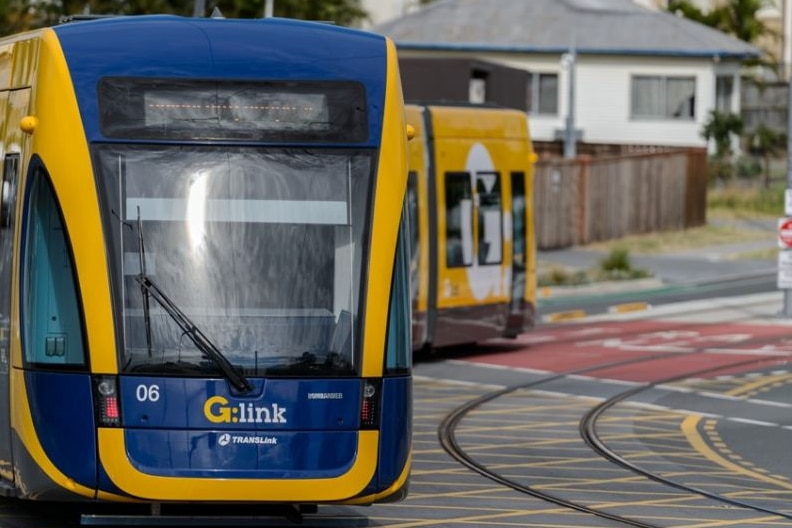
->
[120,378,362,478]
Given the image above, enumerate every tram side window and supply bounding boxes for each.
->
[0,154,18,375]
[406,171,419,303]
[444,172,473,268]
[476,172,502,265]
[406,172,419,260]
[21,165,86,367]
[511,172,526,270]
[385,204,411,374]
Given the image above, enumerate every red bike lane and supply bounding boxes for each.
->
[462,320,792,382]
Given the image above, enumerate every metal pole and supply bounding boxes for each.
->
[264,0,274,18]
[783,71,792,316]
[563,42,577,159]
[192,0,205,17]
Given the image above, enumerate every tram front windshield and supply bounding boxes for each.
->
[93,146,372,377]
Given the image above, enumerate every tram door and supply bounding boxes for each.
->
[0,88,29,481]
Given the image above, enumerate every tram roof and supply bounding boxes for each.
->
[374,0,760,60]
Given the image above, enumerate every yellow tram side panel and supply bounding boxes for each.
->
[0,29,113,500]
[404,105,429,316]
[429,105,529,311]
[0,35,39,487]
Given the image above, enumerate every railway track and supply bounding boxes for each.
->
[437,323,792,527]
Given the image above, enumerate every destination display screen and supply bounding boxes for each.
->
[99,78,368,142]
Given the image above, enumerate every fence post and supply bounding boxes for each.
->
[577,156,589,245]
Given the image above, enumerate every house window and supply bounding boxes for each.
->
[631,75,696,120]
[715,75,734,113]
[527,73,558,115]
[469,69,488,104]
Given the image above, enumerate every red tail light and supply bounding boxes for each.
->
[93,376,121,427]
[360,379,381,430]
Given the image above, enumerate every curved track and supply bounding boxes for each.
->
[437,321,792,527]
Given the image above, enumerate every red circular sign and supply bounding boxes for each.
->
[780,219,792,247]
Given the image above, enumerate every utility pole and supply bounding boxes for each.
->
[562,42,577,159]
[264,0,274,18]
[193,0,205,17]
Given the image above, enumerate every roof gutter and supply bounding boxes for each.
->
[395,41,760,60]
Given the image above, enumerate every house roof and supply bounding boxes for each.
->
[374,0,761,60]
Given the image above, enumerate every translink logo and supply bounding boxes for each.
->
[203,395,287,424]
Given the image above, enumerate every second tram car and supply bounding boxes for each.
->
[406,103,536,351]
[0,14,412,519]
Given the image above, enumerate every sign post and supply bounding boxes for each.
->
[779,219,792,293]
[784,74,792,317]
[779,218,792,248]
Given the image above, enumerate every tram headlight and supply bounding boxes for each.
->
[92,376,121,427]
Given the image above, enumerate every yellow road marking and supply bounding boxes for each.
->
[676,516,784,527]
[682,416,792,490]
[725,373,792,398]
[609,302,651,313]
[543,310,587,323]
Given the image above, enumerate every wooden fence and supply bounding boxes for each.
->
[533,149,708,250]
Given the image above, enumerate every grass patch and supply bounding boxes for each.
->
[726,247,778,261]
[585,222,770,255]
[707,183,784,217]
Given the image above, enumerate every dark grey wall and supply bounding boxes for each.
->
[399,58,530,112]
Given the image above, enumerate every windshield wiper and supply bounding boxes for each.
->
[134,209,253,393]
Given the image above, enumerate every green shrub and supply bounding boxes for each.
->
[537,267,590,287]
[595,247,652,281]
[735,156,761,180]
[599,246,631,272]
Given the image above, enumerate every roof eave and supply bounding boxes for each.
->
[395,41,759,61]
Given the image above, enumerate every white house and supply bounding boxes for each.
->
[373,0,760,150]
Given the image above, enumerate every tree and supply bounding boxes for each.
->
[0,0,368,34]
[702,110,743,158]
[749,123,785,187]
[266,0,367,26]
[701,109,744,182]
[666,0,778,73]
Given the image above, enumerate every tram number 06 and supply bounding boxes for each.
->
[136,384,160,402]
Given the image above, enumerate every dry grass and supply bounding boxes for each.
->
[584,222,772,255]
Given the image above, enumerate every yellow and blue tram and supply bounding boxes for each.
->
[0,14,412,513]
[405,103,536,351]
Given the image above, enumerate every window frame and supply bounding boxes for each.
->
[527,72,559,116]
[715,74,735,113]
[630,75,696,121]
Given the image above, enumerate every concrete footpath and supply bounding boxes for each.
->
[535,217,790,323]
